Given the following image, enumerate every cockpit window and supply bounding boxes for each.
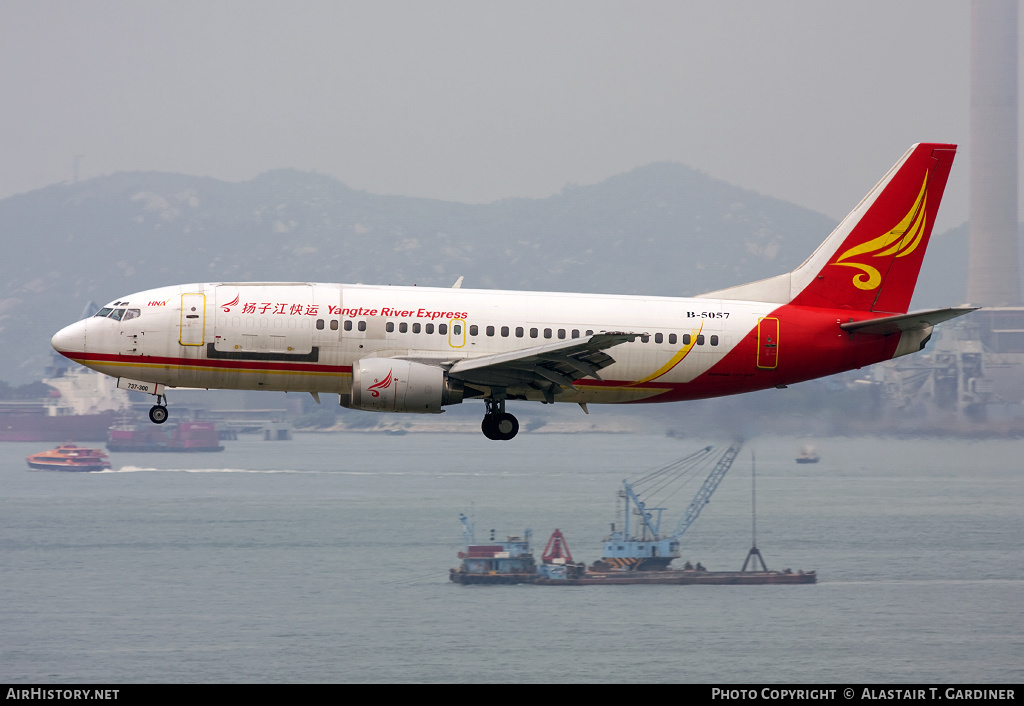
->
[108,308,125,321]
[94,308,113,318]
[122,309,141,321]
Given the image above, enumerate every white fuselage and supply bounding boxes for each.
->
[56,281,791,405]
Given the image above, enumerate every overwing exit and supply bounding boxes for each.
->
[51,143,974,439]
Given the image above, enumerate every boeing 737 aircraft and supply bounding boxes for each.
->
[51,143,973,440]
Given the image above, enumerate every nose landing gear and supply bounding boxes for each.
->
[148,394,169,425]
[481,396,518,441]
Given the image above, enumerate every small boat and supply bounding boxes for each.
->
[27,443,112,472]
[796,445,820,464]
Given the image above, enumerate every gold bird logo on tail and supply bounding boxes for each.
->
[831,173,929,291]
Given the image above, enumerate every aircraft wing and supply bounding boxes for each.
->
[445,332,641,396]
[840,307,978,335]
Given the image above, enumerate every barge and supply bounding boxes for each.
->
[451,444,817,587]
[449,523,817,587]
[536,568,816,586]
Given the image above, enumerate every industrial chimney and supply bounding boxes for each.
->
[966,0,1019,307]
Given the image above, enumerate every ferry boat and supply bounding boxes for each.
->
[26,444,112,472]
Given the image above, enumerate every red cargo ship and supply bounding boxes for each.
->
[1,363,128,443]
[107,420,223,452]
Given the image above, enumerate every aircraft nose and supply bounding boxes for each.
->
[51,319,88,357]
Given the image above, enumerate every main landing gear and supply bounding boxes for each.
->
[149,394,169,425]
[481,396,518,441]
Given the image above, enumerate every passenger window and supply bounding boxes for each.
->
[486,326,495,336]
[358,321,366,332]
[426,323,434,334]
[516,327,524,338]
[640,334,649,343]
[399,322,408,333]
[710,335,719,346]
[558,329,565,339]
[572,329,580,338]
[501,326,509,337]
[669,333,677,345]
[683,334,691,345]
[386,322,395,333]
[439,324,447,335]
[586,330,594,336]
[344,320,353,331]
[412,323,421,333]
[330,320,339,331]
[696,335,705,345]
[655,333,663,344]
[316,319,325,330]
[470,325,478,336]
[544,328,552,339]
[530,328,538,338]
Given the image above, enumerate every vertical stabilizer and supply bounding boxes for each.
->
[700,143,957,314]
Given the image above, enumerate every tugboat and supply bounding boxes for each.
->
[26,444,112,472]
[449,514,538,585]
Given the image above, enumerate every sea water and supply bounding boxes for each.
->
[1,433,1020,683]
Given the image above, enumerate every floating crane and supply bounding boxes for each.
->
[598,443,742,571]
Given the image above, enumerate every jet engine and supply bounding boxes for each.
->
[344,358,463,413]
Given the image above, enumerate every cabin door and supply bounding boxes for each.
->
[179,293,206,346]
[756,317,779,369]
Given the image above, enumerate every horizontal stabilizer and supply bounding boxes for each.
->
[840,307,978,335]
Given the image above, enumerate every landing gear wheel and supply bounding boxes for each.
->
[481,394,518,440]
[493,412,519,440]
[149,405,168,424]
[481,415,499,440]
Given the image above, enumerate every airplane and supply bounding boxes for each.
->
[51,143,974,440]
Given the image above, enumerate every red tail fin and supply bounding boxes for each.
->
[699,143,957,314]
[791,143,956,313]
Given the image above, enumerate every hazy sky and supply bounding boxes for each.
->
[2,1,1021,231]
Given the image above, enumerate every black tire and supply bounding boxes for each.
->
[149,405,169,424]
[493,412,519,440]
[481,415,499,440]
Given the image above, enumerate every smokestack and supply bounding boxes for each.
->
[966,0,1019,307]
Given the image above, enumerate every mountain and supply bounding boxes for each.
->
[0,163,982,383]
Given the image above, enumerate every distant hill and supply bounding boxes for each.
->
[0,163,1005,383]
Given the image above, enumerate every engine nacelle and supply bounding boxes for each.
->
[344,358,463,413]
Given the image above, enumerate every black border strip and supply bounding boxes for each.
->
[206,343,320,363]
